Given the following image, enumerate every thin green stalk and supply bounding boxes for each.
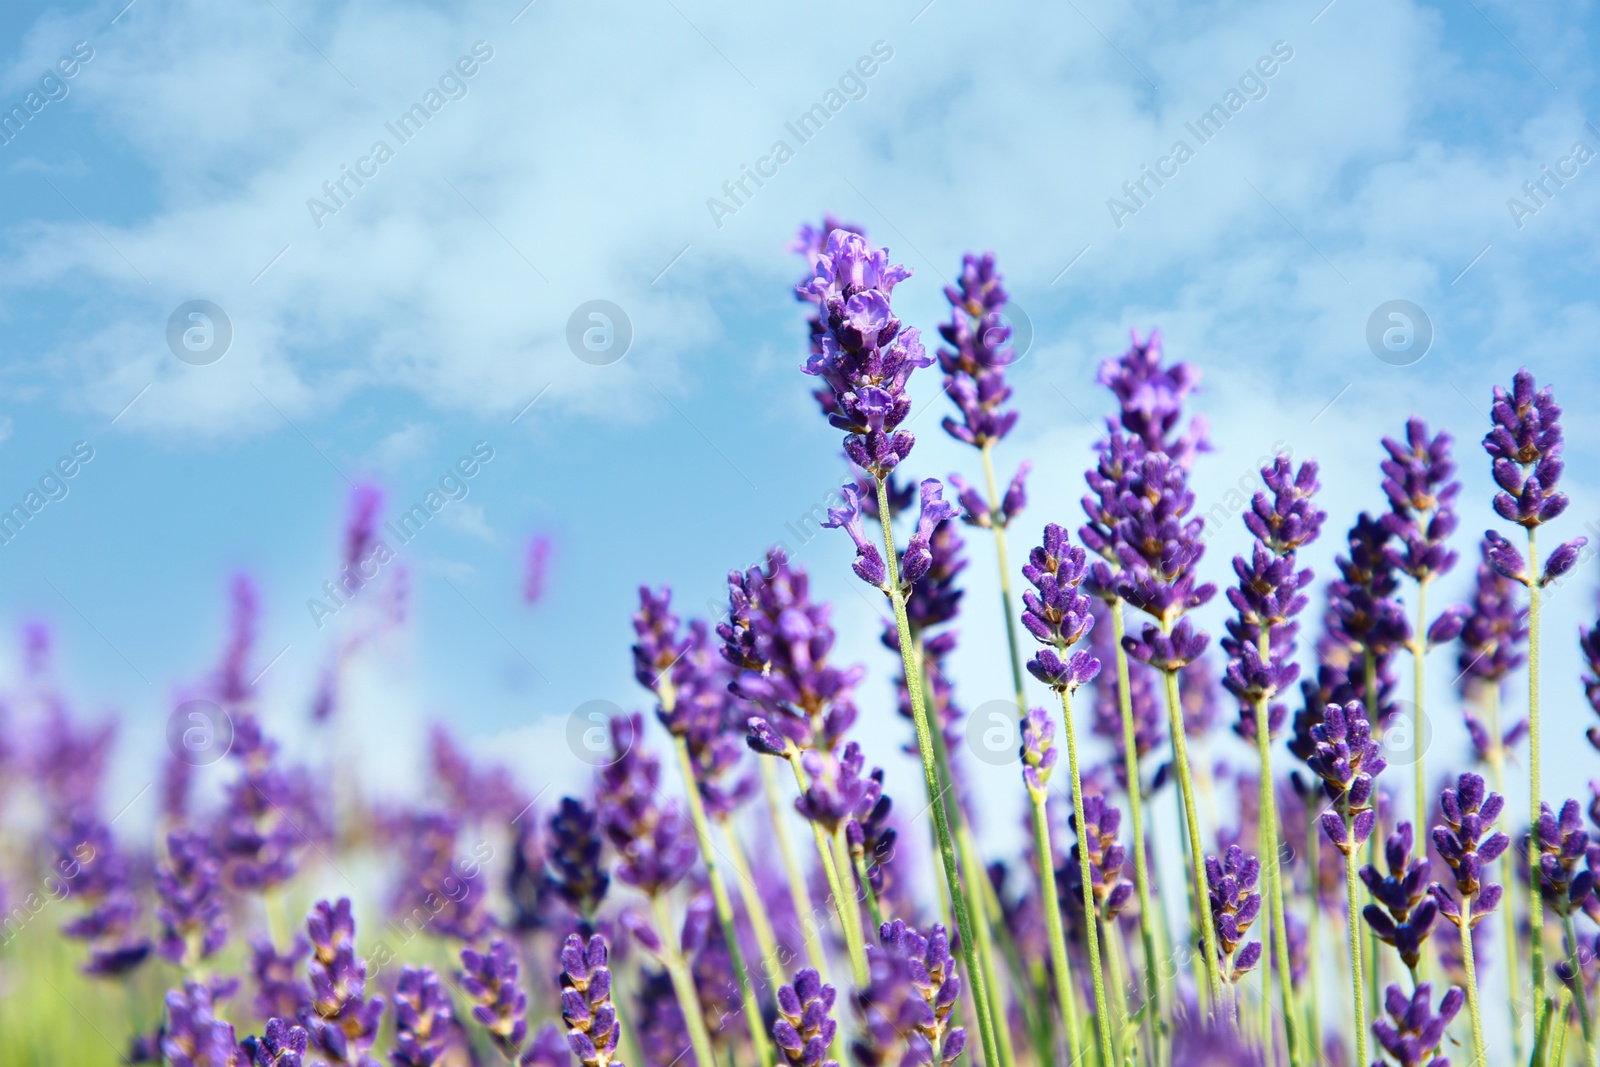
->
[651,892,721,1067]
[1458,899,1488,1067]
[759,758,825,973]
[1529,526,1546,999]
[1564,911,1595,1056]
[1484,685,1524,1063]
[1174,777,1210,1005]
[1255,633,1300,1067]
[1030,790,1083,1067]
[829,826,868,954]
[1555,990,1575,1067]
[1362,651,1384,1017]
[1158,653,1224,1005]
[850,848,885,931]
[1060,687,1115,1067]
[719,814,783,982]
[672,736,773,1066]
[1411,578,1430,863]
[1102,913,1131,1055]
[1109,606,1163,1045]
[979,443,1029,710]
[787,752,870,986]
[1342,813,1368,1067]
[875,475,1004,1066]
[1305,803,1323,1056]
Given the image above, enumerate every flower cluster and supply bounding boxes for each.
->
[1095,329,1209,469]
[1063,793,1134,923]
[304,898,384,1066]
[391,967,452,1067]
[1371,983,1463,1067]
[459,939,528,1060]
[774,969,839,1067]
[938,252,1018,448]
[1532,799,1594,918]
[155,829,228,969]
[560,934,622,1067]
[853,921,967,1067]
[1020,523,1101,691]
[1204,845,1263,984]
[1361,822,1438,971]
[1304,700,1387,854]
[597,713,696,898]
[1428,773,1508,927]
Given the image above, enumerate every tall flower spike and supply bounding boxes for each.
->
[799,230,930,477]
[1484,367,1569,530]
[1305,700,1387,854]
[1532,799,1593,917]
[773,969,839,1067]
[1456,535,1528,704]
[155,829,228,968]
[304,898,384,1066]
[1370,982,1464,1067]
[795,741,882,833]
[391,967,453,1067]
[161,981,242,1067]
[560,933,623,1067]
[1064,793,1135,923]
[545,797,610,919]
[459,939,528,1060]
[1096,329,1209,469]
[1361,822,1438,971]
[1582,606,1600,753]
[1380,418,1462,584]
[1019,707,1058,799]
[241,1018,309,1067]
[1021,523,1101,691]
[1427,773,1508,927]
[854,921,968,1067]
[938,252,1019,448]
[1204,845,1263,985]
[597,714,696,897]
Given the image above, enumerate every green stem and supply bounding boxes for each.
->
[759,758,825,974]
[1529,526,1546,1000]
[1565,911,1595,1055]
[1484,685,1524,1063]
[1255,632,1300,1067]
[829,826,868,954]
[1110,607,1163,1044]
[1159,653,1223,1005]
[1030,790,1084,1067]
[875,475,1004,1066]
[1305,803,1322,1057]
[672,736,774,1067]
[850,848,884,932]
[1411,577,1430,864]
[1342,814,1368,1067]
[787,753,870,986]
[979,443,1029,711]
[718,814,783,984]
[1060,687,1115,1067]
[651,892,721,1067]
[1459,900,1488,1067]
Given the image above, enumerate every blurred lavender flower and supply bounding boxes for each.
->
[1531,799,1593,918]
[1020,523,1101,691]
[1370,982,1463,1067]
[391,966,453,1067]
[1323,513,1408,726]
[428,724,528,826]
[241,1018,308,1067]
[215,719,327,892]
[853,920,967,1067]
[1204,844,1263,985]
[798,230,929,477]
[156,829,228,968]
[1019,707,1058,800]
[460,939,528,1059]
[214,573,260,708]
[1304,700,1386,854]
[521,1023,573,1067]
[161,981,241,1067]
[546,796,610,920]
[598,713,696,898]
[1063,793,1134,924]
[561,933,624,1067]
[388,812,492,944]
[56,817,152,977]
[1428,773,1508,928]
[524,533,552,605]
[1361,822,1438,972]
[796,740,881,834]
[1169,1013,1264,1066]
[250,935,312,1021]
[773,968,839,1067]
[938,252,1019,448]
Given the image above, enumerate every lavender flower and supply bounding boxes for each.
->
[796,740,881,833]
[938,252,1019,448]
[1581,607,1600,754]
[798,230,929,477]
[1096,329,1209,469]
[241,1018,309,1067]
[791,215,866,377]
[1532,799,1593,917]
[305,898,384,1067]
[1428,773,1508,927]
[1020,523,1101,691]
[1484,367,1569,530]
[546,797,610,919]
[1370,982,1464,1067]
[1064,793,1135,923]
[598,713,696,897]
[561,933,624,1067]
[1019,707,1058,799]
[460,939,528,1059]
[1109,448,1217,630]
[55,817,152,977]
[391,967,452,1067]
[1380,418,1461,583]
[853,921,967,1067]
[949,462,1031,531]
[1361,822,1438,971]
[521,1024,572,1067]
[156,829,227,968]
[1323,513,1408,724]
[846,772,900,901]
[1169,1014,1264,1066]
[161,981,241,1067]
[1304,700,1387,854]
[1204,845,1263,984]
[250,935,312,1021]
[388,812,492,944]
[773,969,839,1067]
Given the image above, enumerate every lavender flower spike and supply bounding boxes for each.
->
[1018,707,1058,799]
[561,934,624,1067]
[1305,700,1387,854]
[459,938,528,1059]
[773,968,839,1067]
[1371,983,1464,1067]
[1204,845,1263,986]
[241,1018,309,1067]
[1361,822,1438,972]
[822,485,888,588]
[1428,772,1505,1064]
[938,252,1019,448]
[1020,523,1101,691]
[391,966,453,1067]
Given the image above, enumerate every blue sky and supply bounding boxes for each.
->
[1,0,1599,872]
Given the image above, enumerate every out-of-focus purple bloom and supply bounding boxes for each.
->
[1204,844,1263,985]
[161,981,241,1067]
[460,939,528,1059]
[561,933,623,1067]
[156,830,228,967]
[507,817,561,935]
[773,968,839,1067]
[388,811,493,944]
[598,714,697,898]
[1428,773,1508,928]
[241,1018,309,1067]
[720,549,863,756]
[215,718,328,893]
[846,770,900,902]
[55,817,152,977]
[1063,792,1135,925]
[215,573,259,707]
[822,485,888,588]
[428,724,528,825]
[938,252,1019,448]
[250,935,312,1021]
[1169,1013,1264,1066]
[545,797,609,920]
[521,1023,572,1067]
[796,740,881,833]
[900,480,961,587]
[305,898,385,1067]
[798,230,930,477]
[1361,822,1438,971]
[632,586,692,696]
[853,920,967,1067]
[524,534,552,605]
[391,967,453,1067]
[1021,523,1102,691]
[1096,329,1209,470]
[31,701,116,822]
[1484,368,1568,529]
[1532,799,1592,918]
[1371,982,1463,1067]
[1305,701,1386,854]
[342,483,383,572]
[1020,707,1058,798]
[1324,513,1408,726]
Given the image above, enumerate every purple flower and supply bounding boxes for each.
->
[799,230,930,477]
[901,480,962,586]
[1204,844,1263,984]
[1371,982,1463,1067]
[1361,822,1438,971]
[1323,513,1409,725]
[1305,701,1386,854]
[1110,449,1217,625]
[773,968,839,1067]
[854,921,967,1067]
[387,812,493,944]
[938,252,1019,447]
[1170,1014,1264,1066]
[1379,418,1461,583]
[545,797,610,919]
[1484,367,1568,528]
[822,485,888,587]
[156,830,228,968]
[305,898,384,1067]
[460,939,528,1059]
[1582,609,1600,753]
[391,967,453,1067]
[795,741,882,833]
[1428,773,1508,928]
[846,771,900,900]
[242,1018,309,1067]
[521,1024,572,1067]
[598,714,697,897]
[720,549,864,756]
[1021,523,1102,691]
[1020,707,1059,798]
[1096,329,1209,469]
[949,462,1031,532]
[1532,799,1593,917]
[215,573,260,707]
[55,818,152,977]
[161,981,241,1067]
[1064,793,1135,924]
[791,215,867,402]
[632,585,691,695]
[561,933,623,1067]
[524,534,552,604]
[250,936,312,1022]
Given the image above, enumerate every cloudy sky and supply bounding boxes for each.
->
[1,0,1598,891]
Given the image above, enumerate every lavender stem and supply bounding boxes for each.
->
[1028,788,1084,1065]
[1342,811,1369,1067]
[758,758,825,974]
[1528,525,1546,999]
[1059,686,1116,1067]
[1159,651,1224,1005]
